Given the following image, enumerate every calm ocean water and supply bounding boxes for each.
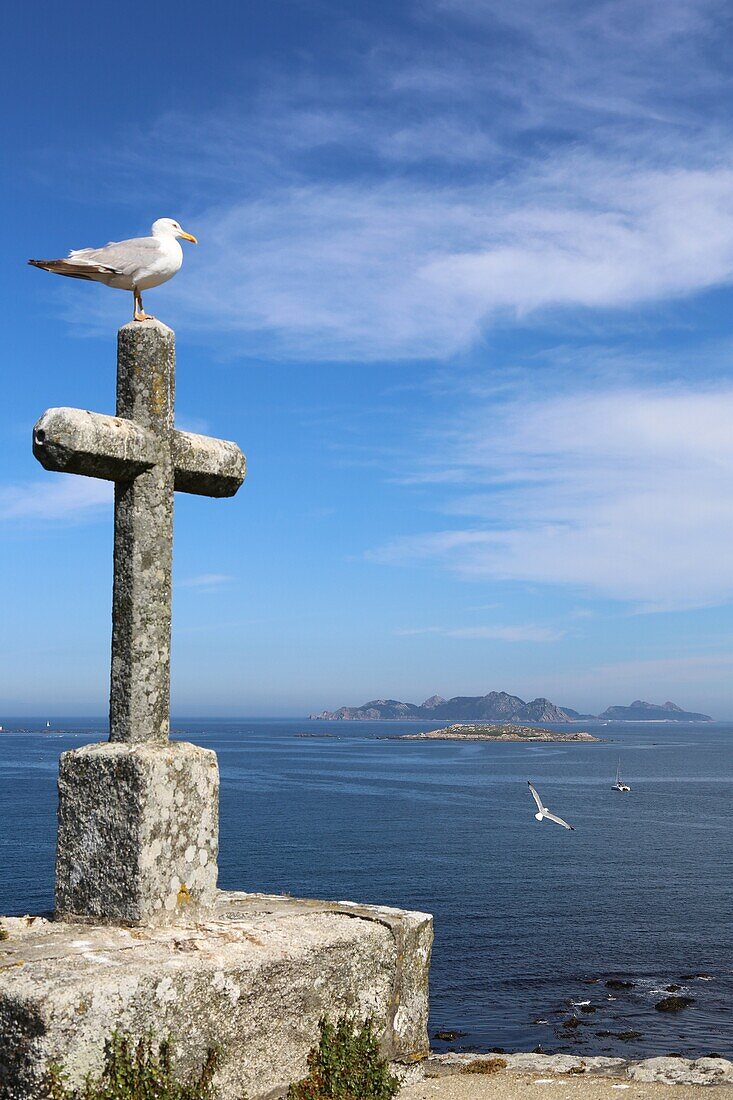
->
[1,718,731,1059]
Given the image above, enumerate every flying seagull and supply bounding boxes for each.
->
[28,218,198,322]
[528,781,574,830]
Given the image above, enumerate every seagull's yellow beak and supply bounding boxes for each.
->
[178,230,198,244]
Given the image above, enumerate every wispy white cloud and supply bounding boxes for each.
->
[176,415,211,436]
[54,0,733,361]
[430,0,727,132]
[178,573,233,591]
[162,163,733,360]
[0,475,111,522]
[371,385,733,609]
[396,624,564,641]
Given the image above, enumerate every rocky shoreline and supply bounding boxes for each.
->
[399,1051,733,1090]
[388,723,600,743]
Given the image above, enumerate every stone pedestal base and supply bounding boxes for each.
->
[0,892,432,1100]
[56,741,218,925]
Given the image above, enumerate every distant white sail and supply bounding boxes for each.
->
[612,758,631,792]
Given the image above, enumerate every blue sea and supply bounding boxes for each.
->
[1,718,731,1059]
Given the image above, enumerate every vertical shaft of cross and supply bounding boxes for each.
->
[109,323,175,743]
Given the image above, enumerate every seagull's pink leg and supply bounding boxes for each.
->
[133,289,154,322]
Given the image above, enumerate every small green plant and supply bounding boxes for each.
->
[460,1057,507,1075]
[287,1016,399,1100]
[42,1032,220,1100]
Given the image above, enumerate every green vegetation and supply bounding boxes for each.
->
[287,1017,399,1100]
[42,1033,220,1100]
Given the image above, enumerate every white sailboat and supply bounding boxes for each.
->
[612,758,631,792]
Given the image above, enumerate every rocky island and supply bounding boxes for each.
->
[311,691,712,723]
[311,691,592,722]
[598,700,713,722]
[391,723,600,743]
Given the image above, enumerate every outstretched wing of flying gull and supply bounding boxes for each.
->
[528,781,574,830]
[528,781,545,814]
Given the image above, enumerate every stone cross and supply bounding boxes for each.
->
[33,321,245,924]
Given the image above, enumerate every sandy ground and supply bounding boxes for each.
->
[400,1070,733,1099]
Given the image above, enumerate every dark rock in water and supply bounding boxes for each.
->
[617,1031,643,1041]
[655,995,695,1012]
[580,1004,596,1014]
[680,972,713,980]
[707,1052,724,1059]
[665,984,681,992]
[433,1030,467,1041]
[605,979,634,990]
[561,1016,582,1030]
[581,977,600,985]
[489,1047,507,1054]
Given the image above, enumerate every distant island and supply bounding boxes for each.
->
[598,700,713,722]
[390,723,600,743]
[310,691,712,723]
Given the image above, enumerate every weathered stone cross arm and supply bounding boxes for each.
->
[32,321,246,751]
[33,407,245,497]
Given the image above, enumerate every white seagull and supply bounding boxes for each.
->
[28,218,198,322]
[528,781,574,830]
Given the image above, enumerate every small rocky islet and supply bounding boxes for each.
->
[389,723,600,743]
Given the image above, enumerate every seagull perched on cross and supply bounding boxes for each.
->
[29,218,198,322]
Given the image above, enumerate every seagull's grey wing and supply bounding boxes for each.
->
[528,782,545,812]
[28,258,118,281]
[543,810,574,831]
[68,236,163,276]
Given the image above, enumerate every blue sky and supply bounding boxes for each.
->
[4,0,733,717]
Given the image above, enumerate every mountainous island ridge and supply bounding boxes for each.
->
[310,692,712,722]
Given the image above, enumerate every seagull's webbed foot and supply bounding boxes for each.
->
[132,290,155,322]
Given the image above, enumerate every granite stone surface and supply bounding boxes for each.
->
[0,892,433,1100]
[55,741,219,925]
[33,320,246,749]
[110,321,176,745]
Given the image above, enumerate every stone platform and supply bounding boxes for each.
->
[0,891,432,1100]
